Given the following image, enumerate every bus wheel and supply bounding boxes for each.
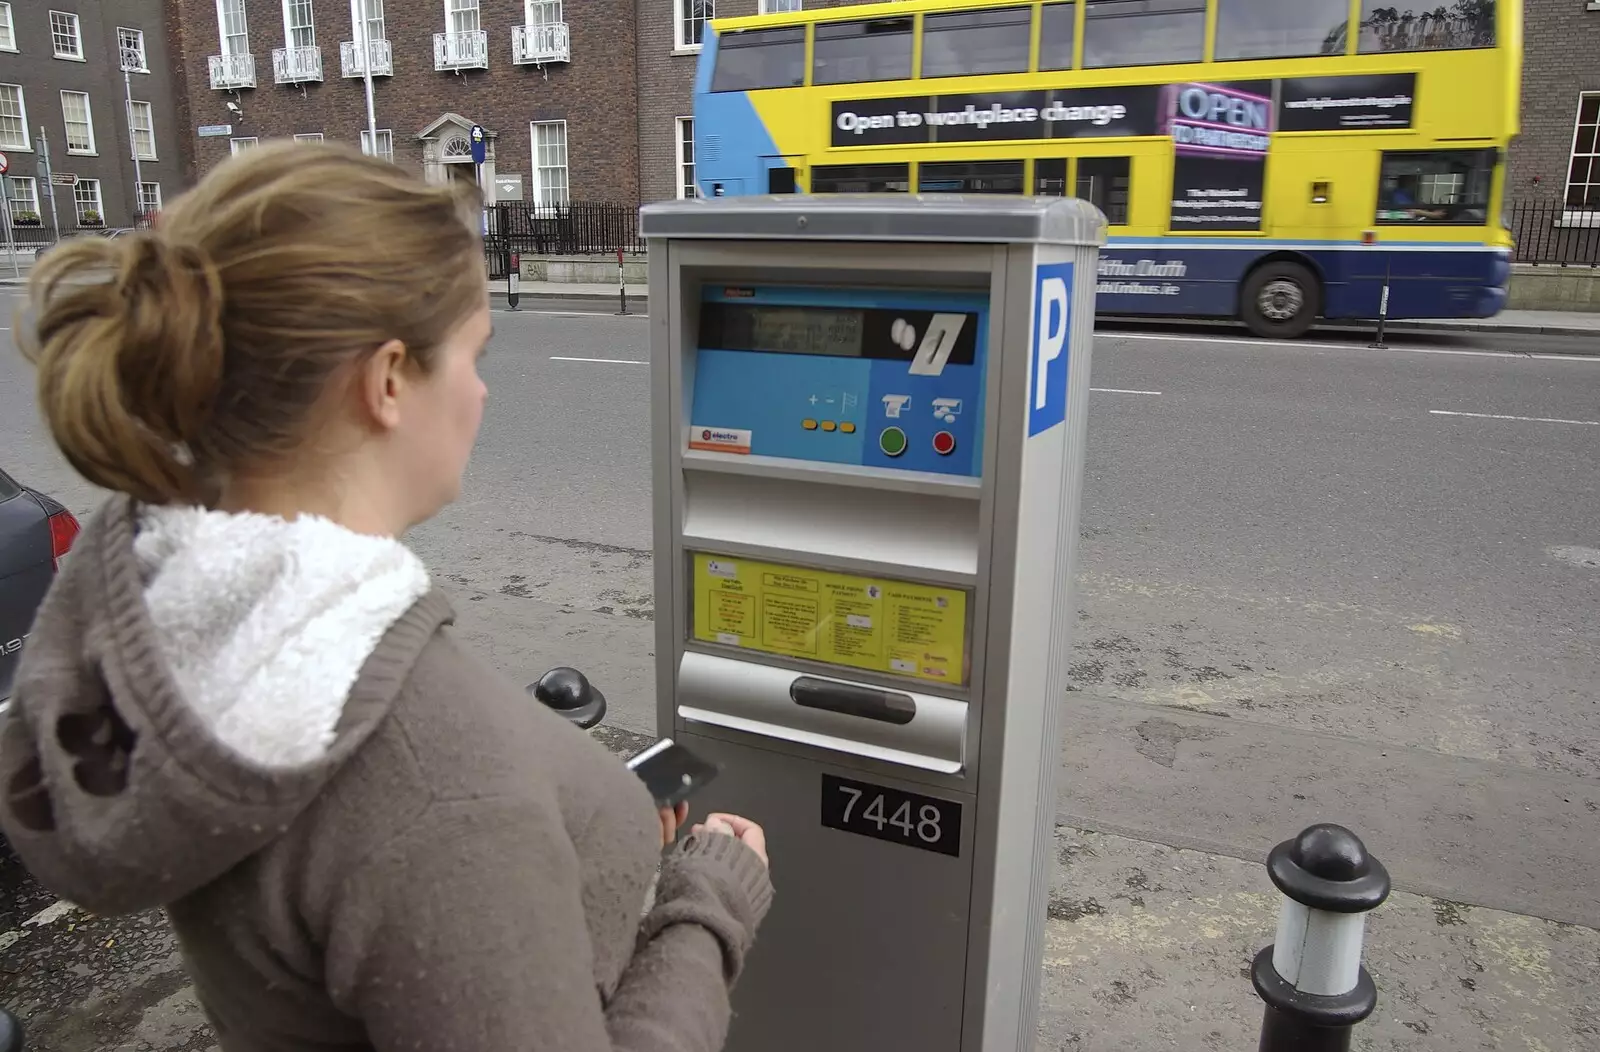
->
[1241,262,1320,339]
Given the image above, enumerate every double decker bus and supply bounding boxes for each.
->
[692,0,1520,338]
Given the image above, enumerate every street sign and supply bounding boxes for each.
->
[493,174,523,201]
[0,152,8,175]
[470,124,487,165]
[50,173,77,187]
[197,124,233,137]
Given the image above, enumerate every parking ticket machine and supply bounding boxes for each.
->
[640,196,1105,1052]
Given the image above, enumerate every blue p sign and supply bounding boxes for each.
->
[1028,262,1074,437]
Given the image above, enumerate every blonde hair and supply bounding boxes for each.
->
[20,140,485,505]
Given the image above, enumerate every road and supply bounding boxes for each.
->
[2,292,1598,1051]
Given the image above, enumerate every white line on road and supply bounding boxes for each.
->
[1091,387,1162,396]
[549,355,647,365]
[1104,330,1600,363]
[24,899,77,926]
[1429,409,1600,427]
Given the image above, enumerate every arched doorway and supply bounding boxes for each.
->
[441,133,477,189]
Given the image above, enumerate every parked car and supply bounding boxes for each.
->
[0,467,80,716]
[31,227,132,263]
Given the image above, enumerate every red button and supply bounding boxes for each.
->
[932,431,956,455]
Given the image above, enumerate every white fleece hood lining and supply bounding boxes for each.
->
[134,506,431,770]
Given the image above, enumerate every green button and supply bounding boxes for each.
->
[879,426,907,457]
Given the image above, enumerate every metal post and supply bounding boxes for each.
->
[121,51,144,223]
[1369,258,1391,349]
[507,249,521,310]
[0,176,20,279]
[1252,823,1390,1052]
[357,1,378,150]
[616,245,629,315]
[38,129,59,244]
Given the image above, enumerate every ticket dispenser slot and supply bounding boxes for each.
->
[643,197,1105,1052]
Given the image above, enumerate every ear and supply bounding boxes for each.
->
[356,339,411,432]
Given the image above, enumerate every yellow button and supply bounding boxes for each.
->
[840,422,857,434]
[802,419,818,430]
[821,420,838,432]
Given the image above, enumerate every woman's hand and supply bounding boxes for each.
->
[659,801,689,847]
[693,812,769,868]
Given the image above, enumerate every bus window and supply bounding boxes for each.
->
[1082,0,1205,68]
[918,160,1026,194]
[1078,157,1131,224]
[812,163,911,193]
[1215,0,1350,61]
[1038,2,1078,71]
[921,7,1033,78]
[711,27,807,92]
[1036,159,1069,196]
[813,18,915,86]
[1375,150,1494,225]
[1358,0,1494,53]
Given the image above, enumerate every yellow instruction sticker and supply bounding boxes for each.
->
[691,553,968,685]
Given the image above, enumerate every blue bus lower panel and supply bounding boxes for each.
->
[1096,242,1510,321]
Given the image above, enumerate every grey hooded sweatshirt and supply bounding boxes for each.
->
[0,496,773,1052]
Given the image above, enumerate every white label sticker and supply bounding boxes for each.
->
[846,614,873,629]
[716,632,741,646]
[707,560,738,578]
[890,658,916,673]
[688,426,753,454]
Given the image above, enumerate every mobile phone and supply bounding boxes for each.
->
[626,738,721,808]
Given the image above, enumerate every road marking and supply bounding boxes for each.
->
[548,355,647,365]
[1429,409,1600,427]
[1091,387,1162,396]
[494,308,647,319]
[1105,330,1600,362]
[25,899,76,926]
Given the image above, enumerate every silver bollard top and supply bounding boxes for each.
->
[639,194,1108,248]
[1267,823,1391,914]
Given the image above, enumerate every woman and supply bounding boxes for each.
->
[0,141,773,1051]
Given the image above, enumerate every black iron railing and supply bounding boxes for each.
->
[485,201,643,270]
[1506,199,1600,266]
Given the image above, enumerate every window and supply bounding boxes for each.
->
[1216,0,1348,60]
[1375,149,1493,224]
[7,176,38,219]
[525,0,561,26]
[711,27,805,92]
[231,136,259,153]
[1082,0,1205,68]
[811,163,909,193]
[353,0,386,40]
[128,100,156,160]
[1358,0,1493,53]
[760,0,801,12]
[137,182,162,214]
[73,178,102,224]
[1567,94,1600,210]
[447,0,480,34]
[918,160,1025,194]
[676,117,696,199]
[921,7,1031,78]
[361,127,394,162]
[218,0,250,55]
[813,18,913,86]
[285,0,317,47]
[50,10,82,59]
[1077,156,1131,224]
[1038,3,1077,71]
[60,91,95,154]
[0,84,29,150]
[118,27,149,71]
[530,120,569,207]
[0,4,15,52]
[675,0,713,50]
[294,131,325,142]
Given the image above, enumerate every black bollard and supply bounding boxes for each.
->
[1252,824,1390,1052]
[506,250,521,311]
[1369,258,1392,349]
[0,1007,23,1052]
[526,667,607,730]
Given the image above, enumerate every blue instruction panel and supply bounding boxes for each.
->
[688,284,989,478]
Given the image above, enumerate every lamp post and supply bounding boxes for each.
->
[120,43,145,222]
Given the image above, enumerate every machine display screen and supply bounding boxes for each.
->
[689,285,989,479]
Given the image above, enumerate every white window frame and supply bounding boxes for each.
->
[137,181,162,214]
[524,0,562,25]
[294,131,324,142]
[218,0,250,55]
[283,0,317,48]
[230,136,259,154]
[127,100,157,161]
[361,127,394,162]
[72,178,103,224]
[674,0,713,51]
[529,119,569,208]
[60,91,96,155]
[675,116,696,199]
[351,0,385,41]
[6,176,39,218]
[446,0,481,35]
[0,4,16,53]
[1567,91,1600,217]
[0,83,30,151]
[759,0,801,13]
[118,27,149,72]
[50,10,83,60]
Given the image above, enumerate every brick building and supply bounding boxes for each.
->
[1506,0,1600,213]
[0,0,184,235]
[169,0,639,204]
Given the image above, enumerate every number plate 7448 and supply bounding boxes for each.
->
[820,775,962,857]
